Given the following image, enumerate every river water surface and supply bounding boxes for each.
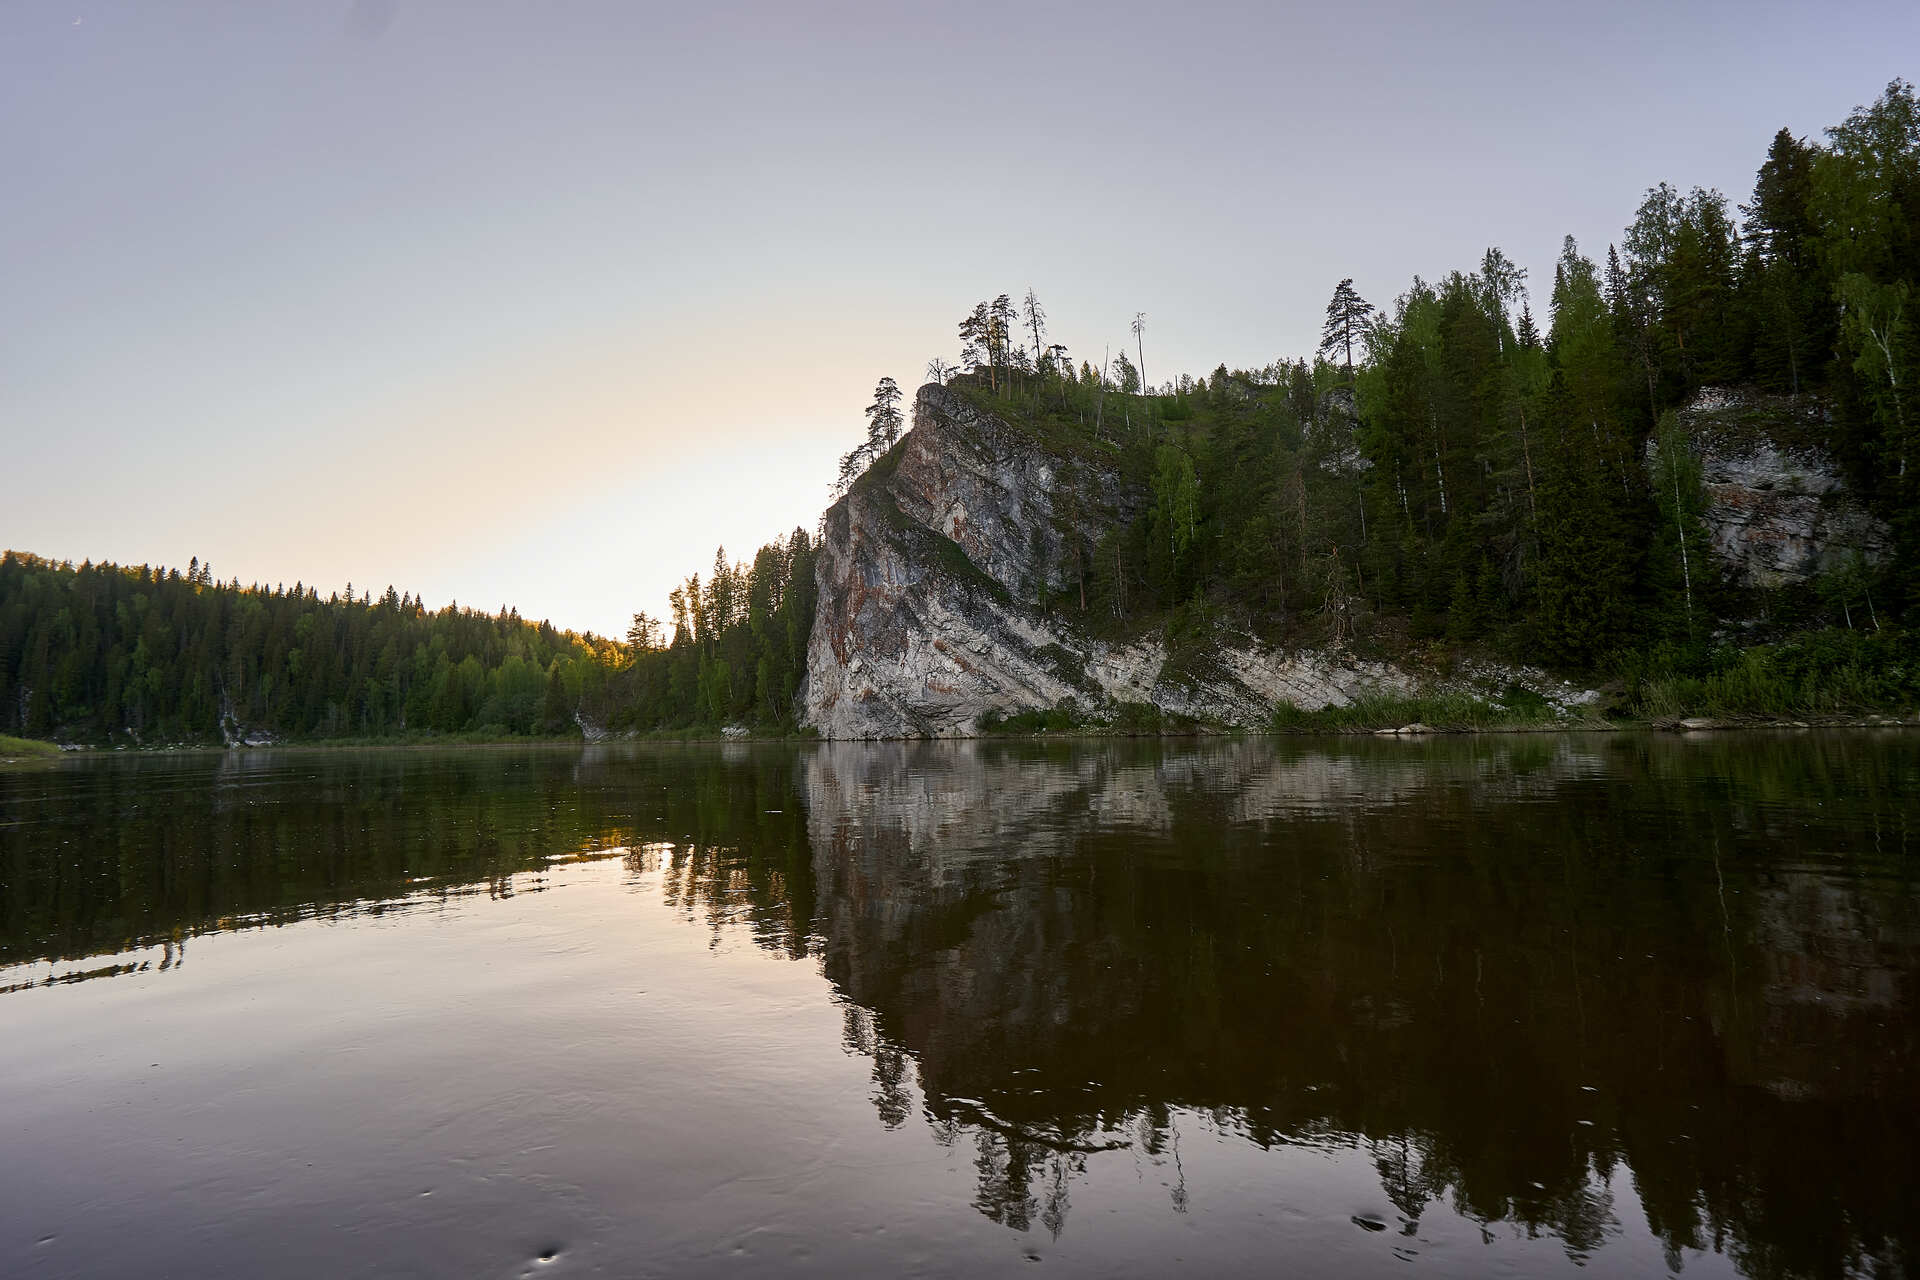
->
[1,735,1915,1278]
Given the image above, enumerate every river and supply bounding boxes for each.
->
[1,735,1914,1277]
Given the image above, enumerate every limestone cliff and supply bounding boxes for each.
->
[1664,386,1890,588]
[801,385,1579,739]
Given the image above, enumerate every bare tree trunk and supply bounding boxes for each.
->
[1518,405,1540,524]
[1094,346,1109,440]
[1672,462,1694,629]
[1640,333,1657,419]
[1864,318,1907,473]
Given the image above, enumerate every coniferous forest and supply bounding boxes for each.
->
[4,80,1918,743]
[0,532,816,744]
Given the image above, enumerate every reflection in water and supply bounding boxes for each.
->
[1,735,1915,1277]
[798,737,1918,1276]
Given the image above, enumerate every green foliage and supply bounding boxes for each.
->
[976,701,1086,734]
[1647,411,1715,638]
[1148,443,1200,594]
[975,698,1205,736]
[0,551,615,744]
[1270,687,1573,733]
[0,528,820,743]
[1812,81,1920,605]
[1107,701,1165,734]
[596,527,818,734]
[1619,628,1919,718]
[1035,643,1098,694]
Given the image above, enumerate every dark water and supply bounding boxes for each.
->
[1,735,1915,1278]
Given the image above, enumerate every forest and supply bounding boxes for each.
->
[0,531,814,743]
[4,80,1917,743]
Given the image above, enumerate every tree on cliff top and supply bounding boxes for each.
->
[1319,279,1375,381]
[1132,311,1148,391]
[959,295,1017,391]
[1023,288,1047,374]
[831,376,907,502]
[865,377,904,450]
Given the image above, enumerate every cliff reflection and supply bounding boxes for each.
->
[792,736,1917,1275]
[2,736,1915,1276]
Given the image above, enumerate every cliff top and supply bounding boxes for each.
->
[1676,386,1833,461]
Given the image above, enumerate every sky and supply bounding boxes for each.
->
[4,0,1916,637]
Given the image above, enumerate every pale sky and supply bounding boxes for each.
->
[5,1,1914,636]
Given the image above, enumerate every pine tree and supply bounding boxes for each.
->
[1319,279,1375,381]
[864,377,904,451]
[958,302,994,389]
[1023,289,1047,378]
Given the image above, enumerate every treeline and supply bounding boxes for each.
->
[926,80,1918,675]
[1,527,820,743]
[0,552,617,743]
[601,529,818,733]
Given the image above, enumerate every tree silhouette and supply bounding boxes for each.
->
[1318,279,1375,380]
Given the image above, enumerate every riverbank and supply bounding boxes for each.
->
[973,713,1918,740]
[9,727,822,756]
[11,711,1918,755]
[0,734,62,762]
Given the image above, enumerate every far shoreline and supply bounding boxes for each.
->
[9,713,1917,760]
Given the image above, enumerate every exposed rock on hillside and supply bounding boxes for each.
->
[1663,387,1889,588]
[802,385,1583,739]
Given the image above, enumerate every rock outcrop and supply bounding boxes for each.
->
[1663,387,1890,588]
[802,384,1586,739]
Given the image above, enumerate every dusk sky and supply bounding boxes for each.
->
[6,0,1914,637]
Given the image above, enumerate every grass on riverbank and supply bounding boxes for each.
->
[971,687,1593,737]
[0,734,61,760]
[976,701,1217,736]
[1269,687,1591,734]
[1618,628,1919,720]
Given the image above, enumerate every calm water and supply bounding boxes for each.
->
[1,735,1915,1278]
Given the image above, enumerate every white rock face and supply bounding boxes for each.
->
[1660,387,1890,588]
[802,384,1584,740]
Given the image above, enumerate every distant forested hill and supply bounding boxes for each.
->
[0,531,815,744]
[0,554,611,743]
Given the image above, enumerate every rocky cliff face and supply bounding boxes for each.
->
[1666,387,1890,588]
[802,385,1580,739]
